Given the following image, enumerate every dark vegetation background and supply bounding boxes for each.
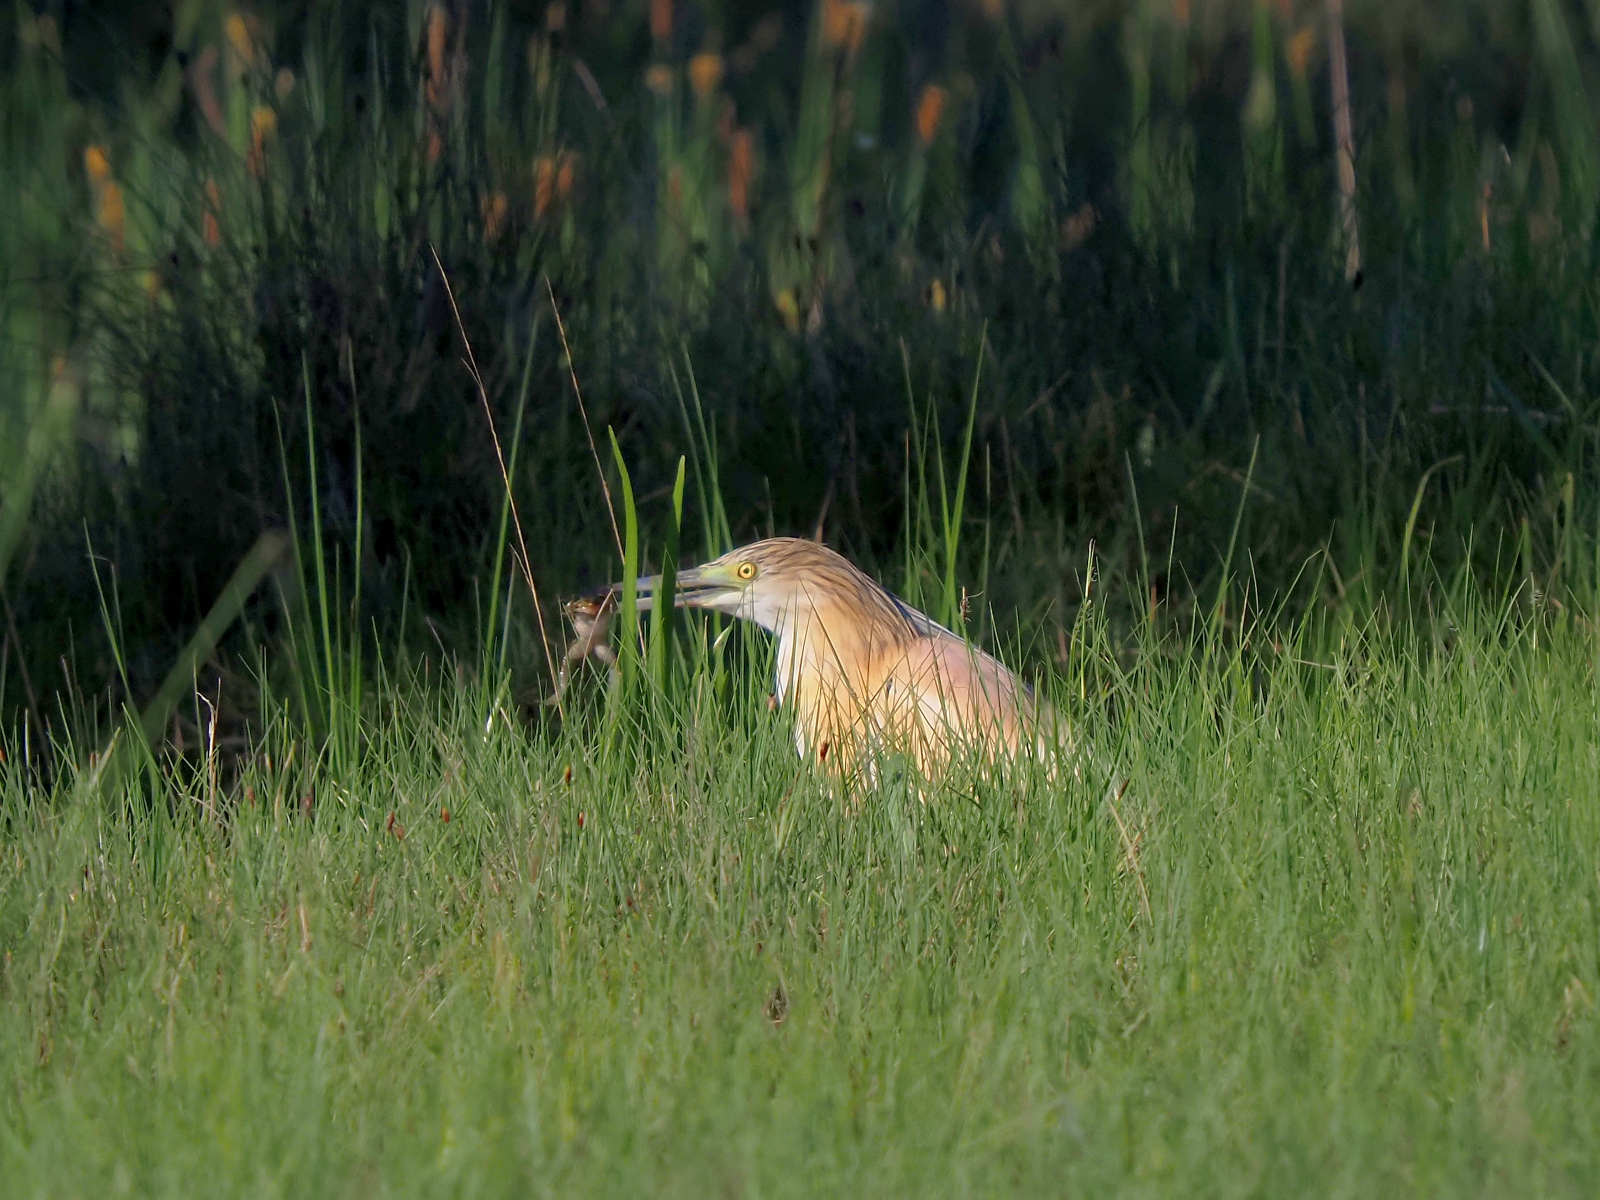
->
[2,0,1599,768]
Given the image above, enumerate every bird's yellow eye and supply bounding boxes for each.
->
[736,561,758,581]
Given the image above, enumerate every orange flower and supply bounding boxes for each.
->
[84,145,112,184]
[483,190,508,240]
[688,52,723,98]
[426,5,450,111]
[822,0,870,52]
[844,0,871,51]
[1174,0,1190,24]
[98,180,126,255]
[914,84,946,146]
[247,105,277,177]
[1286,28,1315,80]
[427,128,444,166]
[224,13,253,65]
[1060,202,1097,251]
[274,67,296,100]
[645,64,673,96]
[1286,29,1312,80]
[650,0,672,40]
[556,152,576,202]
[822,0,849,46]
[728,127,753,226]
[774,288,800,332]
[534,154,557,218]
[192,45,228,138]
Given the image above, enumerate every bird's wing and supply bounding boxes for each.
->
[867,633,1028,754]
[884,592,958,641]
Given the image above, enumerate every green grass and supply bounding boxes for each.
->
[5,585,1600,1196]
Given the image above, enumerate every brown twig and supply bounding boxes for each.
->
[428,246,561,710]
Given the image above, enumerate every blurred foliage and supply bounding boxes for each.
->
[2,0,1600,764]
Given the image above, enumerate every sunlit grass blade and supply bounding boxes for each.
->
[1209,435,1259,648]
[609,428,641,703]
[649,456,686,701]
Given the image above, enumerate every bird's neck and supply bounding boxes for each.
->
[772,593,913,746]
[773,608,859,700]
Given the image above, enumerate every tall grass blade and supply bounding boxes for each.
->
[940,332,986,628]
[301,352,338,729]
[1532,0,1600,220]
[1209,436,1260,646]
[671,352,732,557]
[1400,456,1463,600]
[609,429,641,701]
[649,457,686,699]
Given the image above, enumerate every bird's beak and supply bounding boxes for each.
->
[603,564,741,613]
[664,564,734,609]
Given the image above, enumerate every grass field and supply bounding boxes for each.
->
[5,583,1600,1196]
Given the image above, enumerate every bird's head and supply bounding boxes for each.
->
[622,537,909,640]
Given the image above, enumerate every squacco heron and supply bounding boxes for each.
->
[595,537,1073,779]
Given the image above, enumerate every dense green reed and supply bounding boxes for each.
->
[4,582,1599,1195]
